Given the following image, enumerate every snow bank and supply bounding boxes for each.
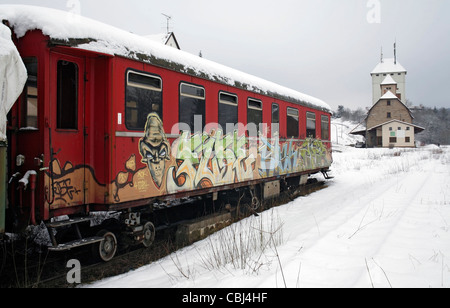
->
[0,22,27,141]
[331,118,364,147]
[0,5,330,113]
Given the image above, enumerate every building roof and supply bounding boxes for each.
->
[349,122,367,136]
[380,74,397,85]
[0,5,331,113]
[144,33,171,45]
[380,90,400,100]
[144,32,180,50]
[350,119,425,136]
[371,58,407,75]
[367,119,425,134]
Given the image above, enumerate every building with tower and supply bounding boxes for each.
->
[351,46,424,148]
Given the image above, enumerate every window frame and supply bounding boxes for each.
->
[21,57,39,129]
[56,60,79,130]
[271,103,280,137]
[218,91,238,134]
[306,111,316,139]
[125,69,163,131]
[247,97,263,136]
[321,115,330,141]
[179,82,206,133]
[286,107,299,139]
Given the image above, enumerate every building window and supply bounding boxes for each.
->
[389,137,397,143]
[179,82,205,133]
[247,98,262,136]
[57,60,78,130]
[321,115,330,141]
[218,91,238,134]
[406,137,411,143]
[126,71,162,130]
[286,107,299,138]
[389,127,393,131]
[387,100,391,106]
[306,112,316,138]
[387,112,391,118]
[21,57,38,129]
[406,127,411,131]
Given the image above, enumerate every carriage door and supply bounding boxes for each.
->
[49,52,86,208]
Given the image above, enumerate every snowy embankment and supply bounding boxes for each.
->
[86,144,450,288]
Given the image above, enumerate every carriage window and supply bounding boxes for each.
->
[287,107,299,138]
[126,71,162,130]
[180,83,205,133]
[21,57,38,129]
[218,91,238,134]
[57,61,78,130]
[272,103,279,137]
[306,112,316,138]
[247,98,262,136]
[321,115,330,140]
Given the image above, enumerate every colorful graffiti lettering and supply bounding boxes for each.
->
[111,116,332,203]
[166,129,255,193]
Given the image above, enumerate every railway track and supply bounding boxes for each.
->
[1,179,329,288]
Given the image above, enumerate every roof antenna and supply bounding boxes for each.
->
[161,13,172,34]
[394,40,397,65]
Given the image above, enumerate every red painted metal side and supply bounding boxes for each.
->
[7,29,332,227]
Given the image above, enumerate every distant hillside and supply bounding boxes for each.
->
[412,107,450,145]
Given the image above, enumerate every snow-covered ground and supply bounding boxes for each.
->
[85,144,450,288]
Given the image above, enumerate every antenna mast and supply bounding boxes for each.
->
[394,40,397,64]
[161,13,172,34]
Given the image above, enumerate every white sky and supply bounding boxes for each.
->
[1,0,449,111]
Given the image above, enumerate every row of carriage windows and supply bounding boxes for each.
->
[125,70,330,140]
[19,62,329,141]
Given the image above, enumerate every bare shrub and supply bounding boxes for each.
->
[197,209,284,274]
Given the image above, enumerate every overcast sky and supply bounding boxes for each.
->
[2,0,449,111]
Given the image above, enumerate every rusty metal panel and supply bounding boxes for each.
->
[263,180,280,199]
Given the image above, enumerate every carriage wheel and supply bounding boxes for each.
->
[142,222,156,248]
[93,230,117,262]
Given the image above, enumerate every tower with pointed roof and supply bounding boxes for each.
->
[370,52,407,105]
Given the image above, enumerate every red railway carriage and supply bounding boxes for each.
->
[1,5,332,261]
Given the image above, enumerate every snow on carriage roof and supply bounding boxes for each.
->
[0,5,331,112]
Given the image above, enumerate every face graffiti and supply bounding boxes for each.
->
[139,113,170,189]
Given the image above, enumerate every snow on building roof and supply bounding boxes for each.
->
[144,32,180,50]
[380,90,400,100]
[371,58,407,75]
[380,74,397,85]
[144,33,171,45]
[0,5,331,112]
[367,119,425,133]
